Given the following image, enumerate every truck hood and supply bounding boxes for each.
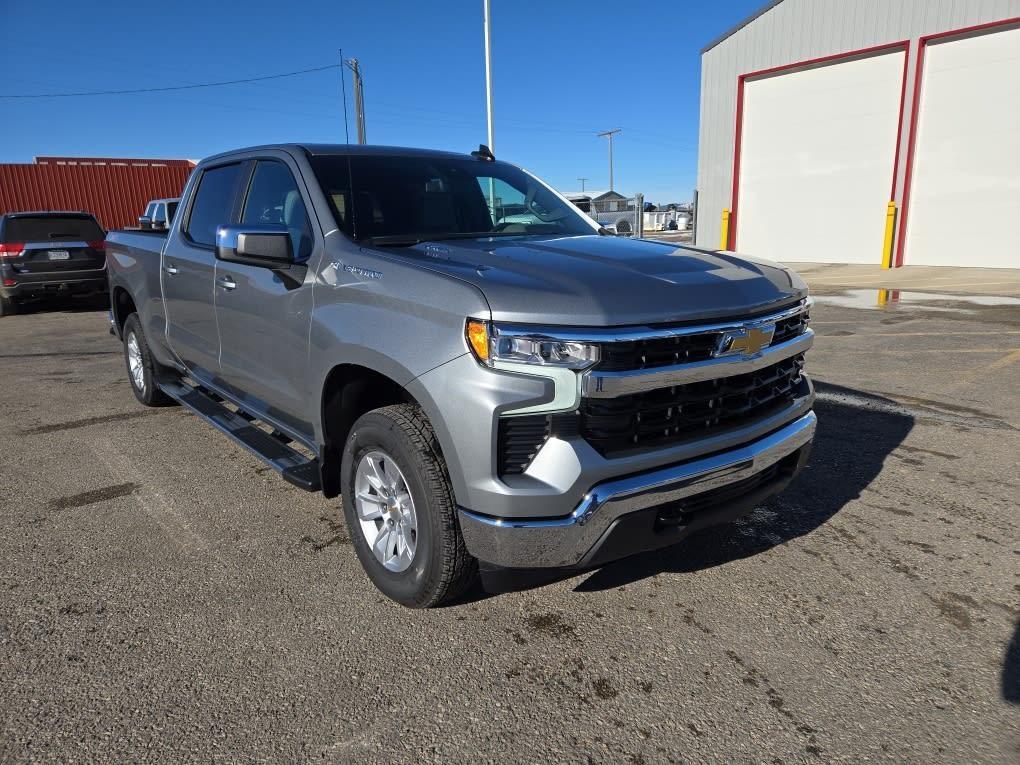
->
[386,235,807,326]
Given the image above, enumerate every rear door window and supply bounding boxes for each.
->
[185,163,245,246]
[3,215,104,242]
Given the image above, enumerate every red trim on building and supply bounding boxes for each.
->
[893,16,1020,267]
[889,45,912,200]
[728,40,909,252]
[728,79,746,250]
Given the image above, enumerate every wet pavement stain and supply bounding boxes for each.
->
[49,482,140,510]
[22,410,158,435]
[813,289,1020,312]
[305,513,351,550]
[524,612,577,639]
[933,592,981,630]
[898,445,961,461]
[592,677,618,699]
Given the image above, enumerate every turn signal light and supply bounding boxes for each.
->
[466,319,490,362]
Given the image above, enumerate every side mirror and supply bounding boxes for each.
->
[138,215,152,230]
[216,224,294,267]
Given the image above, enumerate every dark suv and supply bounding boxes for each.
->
[0,211,108,316]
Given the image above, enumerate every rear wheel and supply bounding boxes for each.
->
[122,313,173,407]
[0,295,16,317]
[341,404,478,608]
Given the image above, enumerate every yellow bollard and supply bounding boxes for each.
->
[720,208,731,250]
[881,201,897,269]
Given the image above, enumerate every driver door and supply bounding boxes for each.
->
[214,158,318,438]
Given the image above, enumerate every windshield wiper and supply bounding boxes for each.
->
[428,231,534,241]
[362,235,425,247]
[363,231,525,247]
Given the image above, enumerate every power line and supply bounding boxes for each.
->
[0,64,341,99]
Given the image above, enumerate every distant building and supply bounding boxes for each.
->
[563,190,638,234]
[0,156,195,230]
[644,209,691,232]
[695,0,1019,268]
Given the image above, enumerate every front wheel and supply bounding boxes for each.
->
[341,404,478,608]
[122,313,173,407]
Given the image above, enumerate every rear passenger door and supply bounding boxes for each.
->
[214,158,318,438]
[164,161,245,381]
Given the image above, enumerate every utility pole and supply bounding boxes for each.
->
[597,129,621,191]
[577,177,588,193]
[345,58,367,144]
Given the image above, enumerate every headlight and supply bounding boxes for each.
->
[466,320,599,370]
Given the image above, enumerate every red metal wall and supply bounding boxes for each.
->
[0,158,195,232]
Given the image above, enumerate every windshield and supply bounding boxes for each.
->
[310,154,597,243]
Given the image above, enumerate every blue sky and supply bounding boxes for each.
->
[0,0,760,205]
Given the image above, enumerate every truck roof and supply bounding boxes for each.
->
[202,143,480,164]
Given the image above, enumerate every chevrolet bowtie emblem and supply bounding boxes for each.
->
[715,323,776,357]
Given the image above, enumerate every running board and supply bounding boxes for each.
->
[158,378,321,492]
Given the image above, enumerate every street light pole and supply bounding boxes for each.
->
[483,0,495,154]
[483,0,496,213]
[597,129,621,191]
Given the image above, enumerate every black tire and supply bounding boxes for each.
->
[0,295,16,317]
[122,313,173,407]
[341,404,478,608]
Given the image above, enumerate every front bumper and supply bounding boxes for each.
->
[459,410,816,568]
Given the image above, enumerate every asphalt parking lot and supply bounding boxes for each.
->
[1,290,1017,763]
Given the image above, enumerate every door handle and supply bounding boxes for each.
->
[217,275,237,291]
[163,263,179,276]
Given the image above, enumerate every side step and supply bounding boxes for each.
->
[158,378,321,492]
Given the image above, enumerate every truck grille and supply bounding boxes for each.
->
[771,309,810,345]
[579,354,805,457]
[597,306,809,372]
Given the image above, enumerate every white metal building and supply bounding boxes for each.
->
[694,0,1020,268]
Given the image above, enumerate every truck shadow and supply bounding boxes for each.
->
[471,383,914,600]
[10,294,108,316]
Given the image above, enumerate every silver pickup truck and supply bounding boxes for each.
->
[106,143,816,608]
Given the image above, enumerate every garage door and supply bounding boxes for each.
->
[734,49,906,263]
[902,26,1020,268]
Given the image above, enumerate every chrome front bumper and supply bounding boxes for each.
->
[459,410,817,568]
